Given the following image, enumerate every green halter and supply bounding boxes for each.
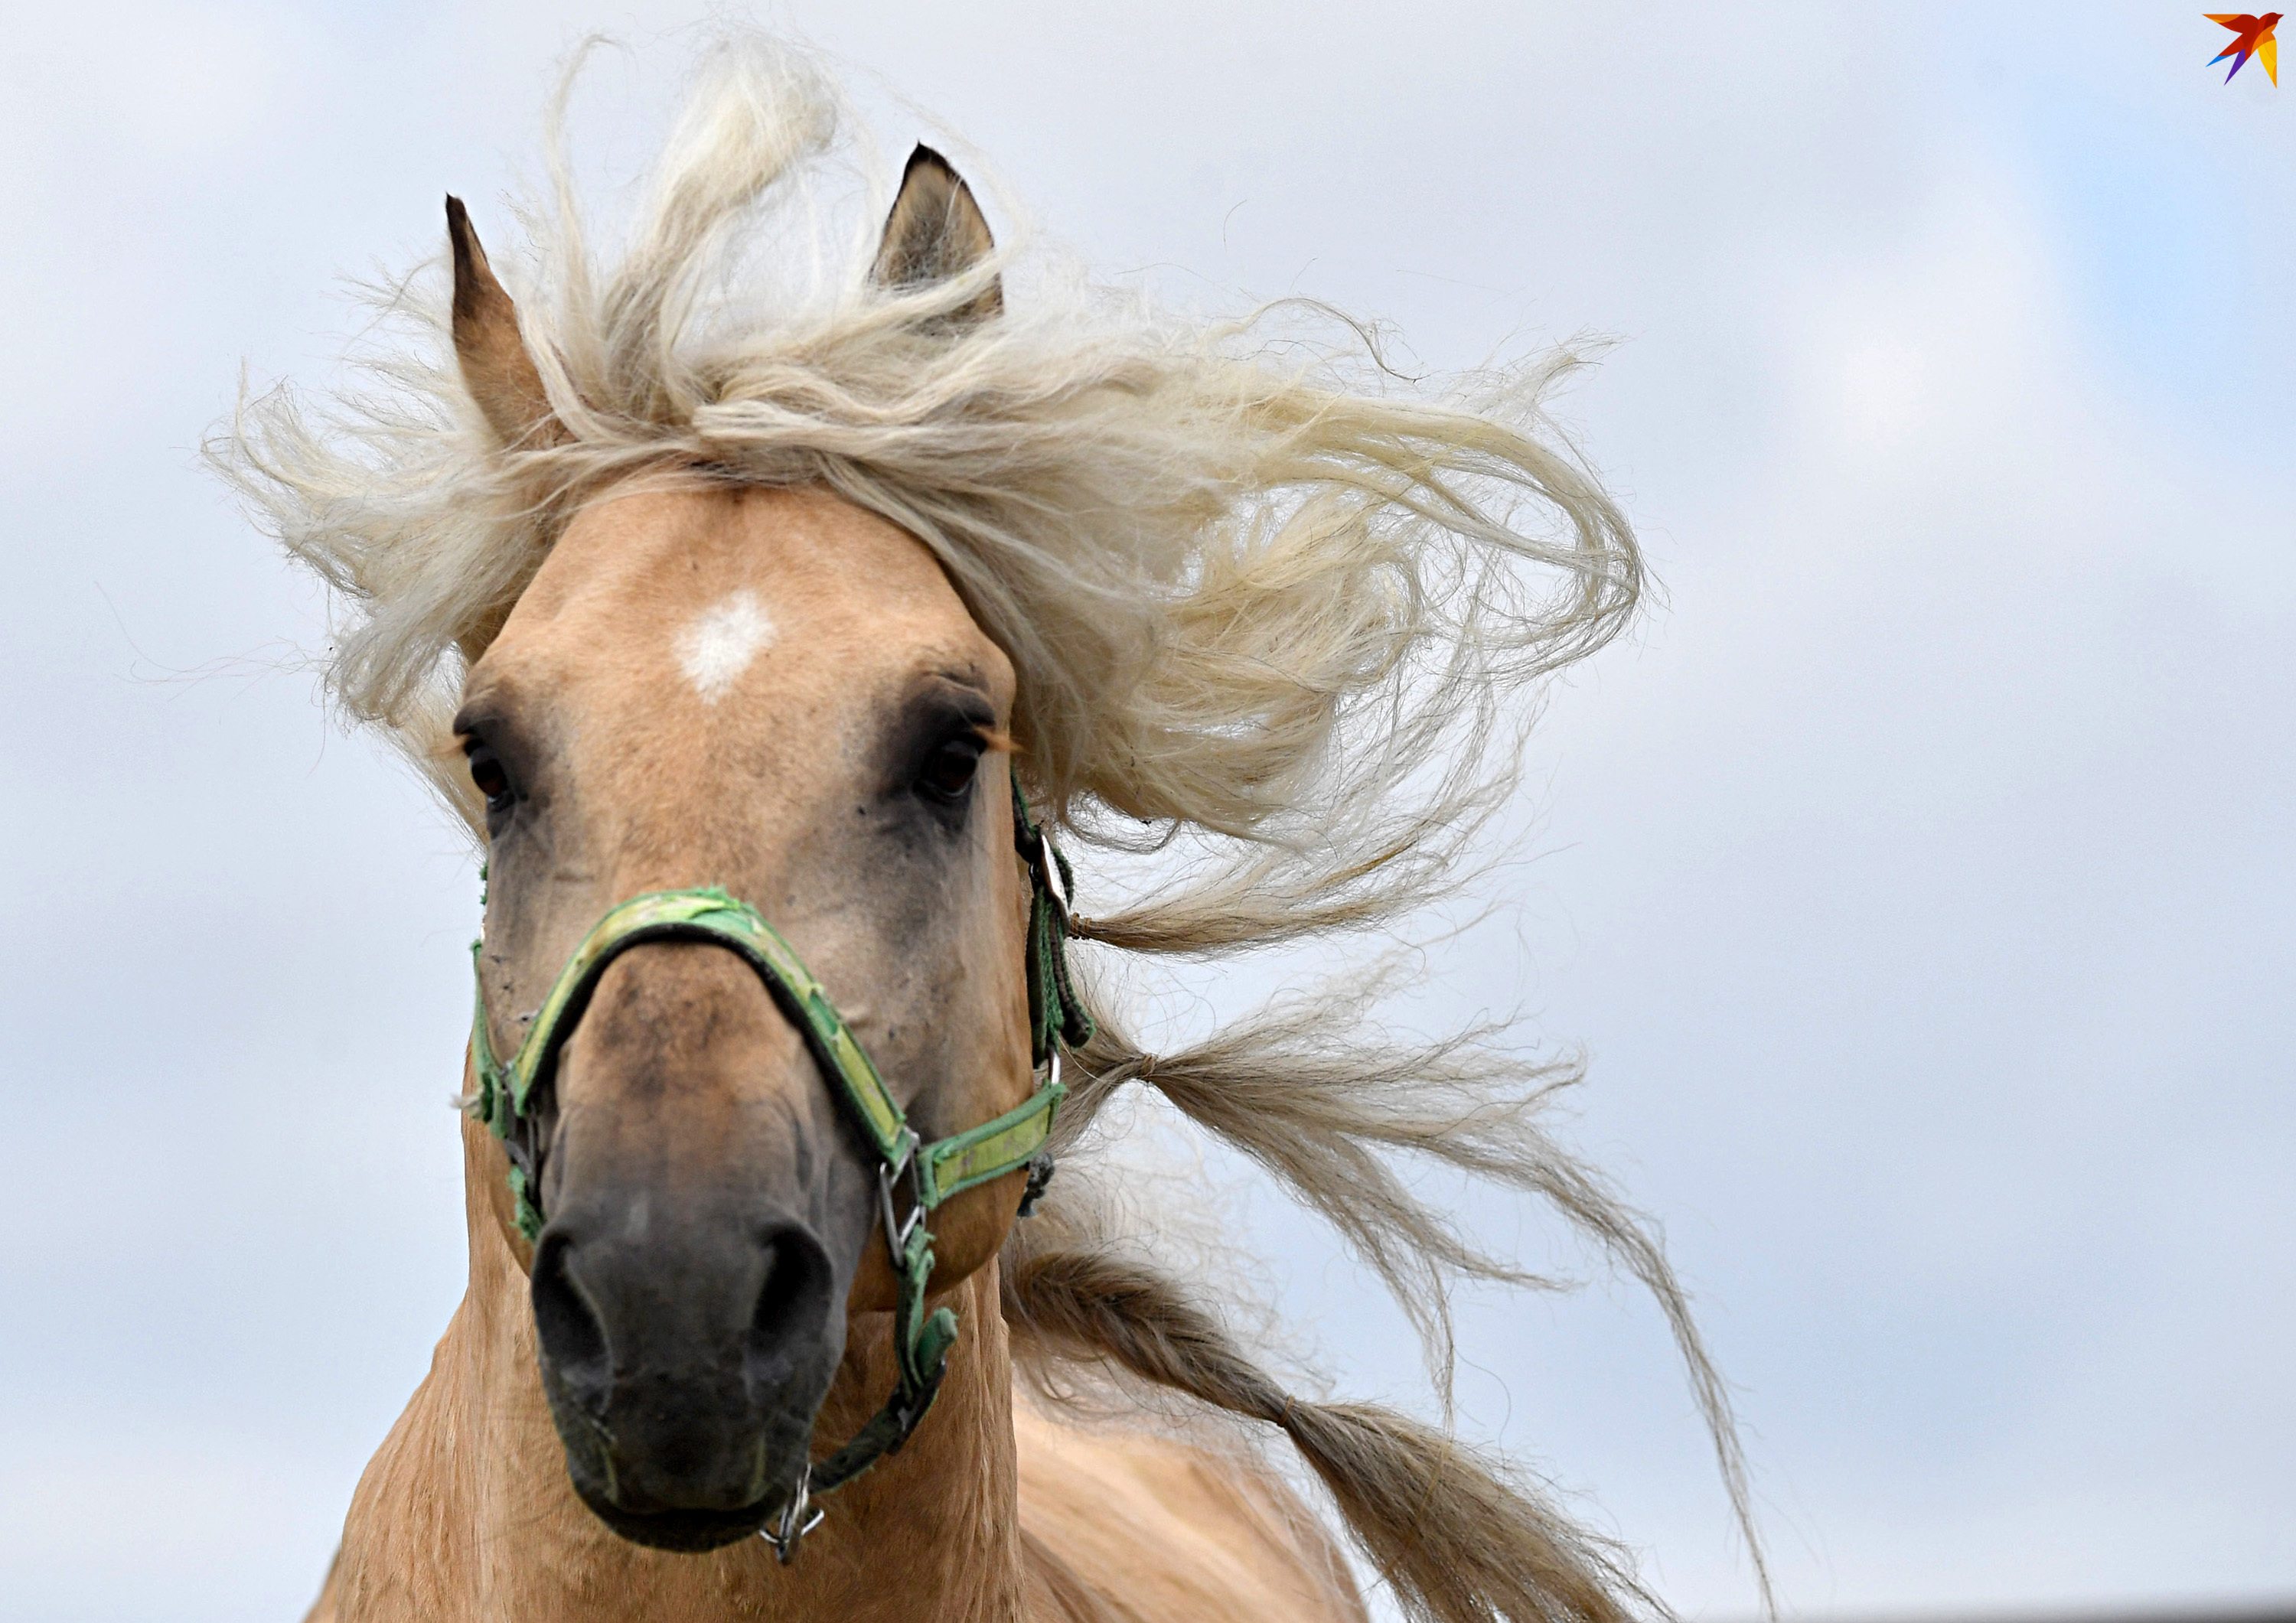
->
[465,765,1092,1559]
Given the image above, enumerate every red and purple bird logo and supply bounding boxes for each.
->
[2207,12,2281,83]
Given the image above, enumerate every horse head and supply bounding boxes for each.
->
[451,149,1042,1553]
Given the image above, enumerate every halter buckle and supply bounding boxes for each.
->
[1035,828,1070,916]
[760,1465,823,1564]
[877,1128,926,1269]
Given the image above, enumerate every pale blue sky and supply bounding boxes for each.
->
[0,6,2287,1620]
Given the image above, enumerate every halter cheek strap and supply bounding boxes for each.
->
[465,764,1092,1557]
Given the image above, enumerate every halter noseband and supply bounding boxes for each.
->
[464,765,1092,1559]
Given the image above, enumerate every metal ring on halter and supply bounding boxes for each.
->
[876,1126,926,1269]
[761,1465,824,1563]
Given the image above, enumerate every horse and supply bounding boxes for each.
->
[214,37,1766,1623]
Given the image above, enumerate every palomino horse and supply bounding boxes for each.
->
[220,41,1764,1623]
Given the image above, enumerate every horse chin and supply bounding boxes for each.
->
[540,1377,820,1554]
[572,1486,779,1553]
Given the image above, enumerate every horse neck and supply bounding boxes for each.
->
[448,1115,1028,1623]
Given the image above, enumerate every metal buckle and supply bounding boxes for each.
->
[760,1465,823,1564]
[1035,829,1069,917]
[876,1128,925,1269]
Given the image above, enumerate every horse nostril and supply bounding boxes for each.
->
[744,1224,832,1396]
[531,1233,613,1414]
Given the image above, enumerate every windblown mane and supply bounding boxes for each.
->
[212,36,1767,1623]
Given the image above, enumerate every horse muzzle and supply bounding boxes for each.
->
[530,1198,842,1550]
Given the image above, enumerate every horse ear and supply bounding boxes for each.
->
[870,145,1003,325]
[445,195,565,448]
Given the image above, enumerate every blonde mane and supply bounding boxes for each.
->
[212,35,1766,1623]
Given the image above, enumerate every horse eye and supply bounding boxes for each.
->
[918,736,984,803]
[467,747,514,812]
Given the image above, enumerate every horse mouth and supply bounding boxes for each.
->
[573,1484,779,1553]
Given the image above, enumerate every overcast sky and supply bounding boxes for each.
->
[1,5,2289,1621]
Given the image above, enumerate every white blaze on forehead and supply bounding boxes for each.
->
[676,590,776,703]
